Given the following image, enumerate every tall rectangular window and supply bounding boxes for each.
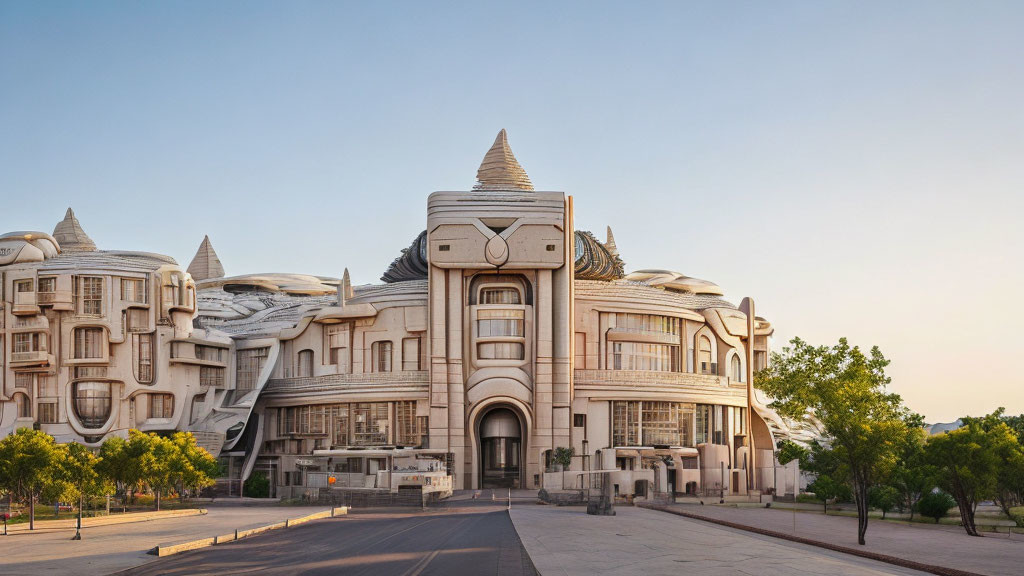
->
[135,333,153,383]
[37,375,57,397]
[333,405,350,445]
[352,402,389,445]
[121,278,146,303]
[396,401,426,446]
[612,401,640,447]
[371,341,392,372]
[74,327,104,359]
[402,337,420,371]
[37,277,55,293]
[149,393,173,419]
[326,324,350,371]
[236,347,269,391]
[38,402,58,424]
[641,402,694,447]
[78,276,103,315]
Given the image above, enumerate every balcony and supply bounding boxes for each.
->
[11,350,49,366]
[12,292,40,316]
[574,369,741,400]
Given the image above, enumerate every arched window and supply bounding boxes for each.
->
[730,354,742,382]
[297,349,313,377]
[698,335,714,374]
[13,392,31,418]
[73,382,111,428]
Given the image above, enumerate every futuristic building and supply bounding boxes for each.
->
[1,131,803,499]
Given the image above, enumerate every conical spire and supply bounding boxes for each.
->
[187,235,225,281]
[605,226,618,257]
[52,208,97,252]
[338,268,353,307]
[473,129,534,191]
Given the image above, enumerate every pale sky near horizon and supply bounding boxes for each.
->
[2,1,1022,423]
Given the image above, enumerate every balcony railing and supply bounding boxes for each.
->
[11,350,48,364]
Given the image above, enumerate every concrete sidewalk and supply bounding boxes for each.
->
[0,506,329,575]
[659,503,1024,576]
[510,504,928,575]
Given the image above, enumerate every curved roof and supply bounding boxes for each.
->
[624,269,724,296]
[574,230,624,281]
[381,231,428,283]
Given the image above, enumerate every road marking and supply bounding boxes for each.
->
[401,549,441,576]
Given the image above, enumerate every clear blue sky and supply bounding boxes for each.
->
[3,1,1023,422]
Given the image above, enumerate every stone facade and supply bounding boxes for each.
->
[0,130,805,498]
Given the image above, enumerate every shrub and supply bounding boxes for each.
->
[244,472,271,499]
[918,490,956,523]
[551,447,574,470]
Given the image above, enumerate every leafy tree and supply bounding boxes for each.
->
[918,490,956,523]
[57,443,112,538]
[757,337,913,545]
[806,474,850,513]
[888,422,933,521]
[924,411,1022,536]
[868,484,901,519]
[776,439,808,466]
[1003,413,1024,446]
[168,432,219,501]
[0,428,63,530]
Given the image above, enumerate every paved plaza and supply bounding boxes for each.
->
[510,504,931,576]
[662,503,1024,576]
[0,506,329,575]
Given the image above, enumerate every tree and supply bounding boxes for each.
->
[923,411,1021,536]
[244,472,270,499]
[918,490,956,523]
[869,485,900,519]
[806,474,850,513]
[168,432,219,502]
[888,421,933,521]
[757,337,913,545]
[57,443,112,539]
[776,439,808,467]
[0,428,62,530]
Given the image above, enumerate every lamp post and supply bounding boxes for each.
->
[72,495,82,540]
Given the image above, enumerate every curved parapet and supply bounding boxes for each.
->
[0,231,61,265]
[625,269,724,296]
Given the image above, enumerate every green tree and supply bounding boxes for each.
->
[0,428,63,530]
[918,490,956,523]
[775,439,808,466]
[551,446,574,470]
[868,484,900,519]
[923,411,1021,536]
[168,432,219,502]
[806,474,850,513]
[756,337,913,545]
[57,443,112,539]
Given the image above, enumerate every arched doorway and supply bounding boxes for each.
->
[479,408,522,489]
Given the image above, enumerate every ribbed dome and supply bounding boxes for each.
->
[473,129,534,191]
[52,208,96,252]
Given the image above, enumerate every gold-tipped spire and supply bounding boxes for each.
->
[473,129,534,191]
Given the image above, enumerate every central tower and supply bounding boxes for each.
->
[426,130,573,489]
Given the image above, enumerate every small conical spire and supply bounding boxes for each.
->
[187,235,225,281]
[605,226,618,257]
[52,207,97,252]
[338,268,353,307]
[473,129,534,191]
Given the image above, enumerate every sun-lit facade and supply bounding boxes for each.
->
[1,131,802,499]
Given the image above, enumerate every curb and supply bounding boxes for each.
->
[150,506,349,557]
[639,503,986,576]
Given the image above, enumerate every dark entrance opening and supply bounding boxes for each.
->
[479,408,521,489]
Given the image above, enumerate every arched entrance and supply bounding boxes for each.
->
[478,407,522,489]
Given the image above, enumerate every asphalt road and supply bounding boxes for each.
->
[123,502,536,576]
